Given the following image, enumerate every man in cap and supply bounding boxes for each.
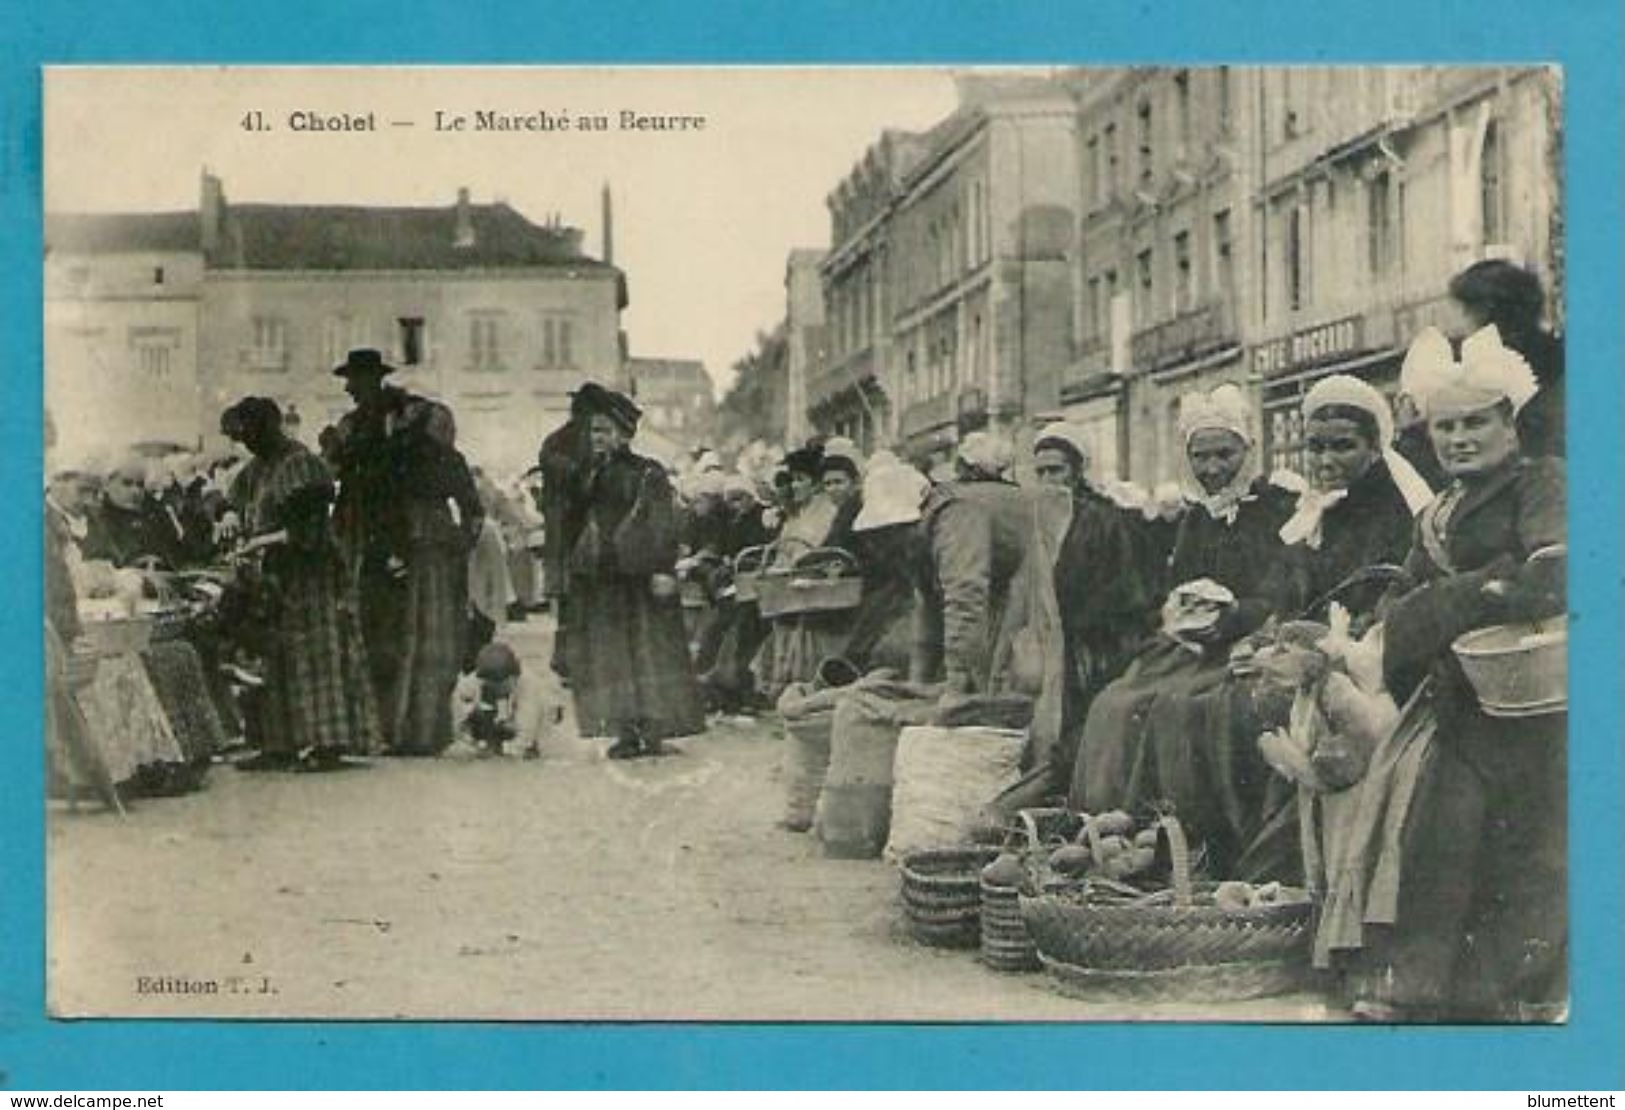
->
[325,348,483,756]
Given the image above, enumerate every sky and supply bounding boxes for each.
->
[43,66,966,396]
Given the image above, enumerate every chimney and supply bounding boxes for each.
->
[454,187,475,249]
[601,182,614,265]
[200,170,225,255]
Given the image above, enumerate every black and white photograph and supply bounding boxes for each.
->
[42,65,1567,1023]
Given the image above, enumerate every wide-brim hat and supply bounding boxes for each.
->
[333,348,396,379]
[575,383,642,434]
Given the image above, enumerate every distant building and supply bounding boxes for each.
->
[1064,66,1259,483]
[784,248,829,446]
[198,175,627,477]
[628,357,715,454]
[47,172,629,479]
[44,212,206,465]
[1244,67,1561,475]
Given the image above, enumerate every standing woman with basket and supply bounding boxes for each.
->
[222,397,380,771]
[1317,326,1566,1022]
[565,388,706,759]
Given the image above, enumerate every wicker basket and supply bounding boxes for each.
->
[732,545,770,604]
[899,845,1000,949]
[977,808,1078,972]
[1452,617,1566,718]
[1019,814,1311,998]
[757,548,862,620]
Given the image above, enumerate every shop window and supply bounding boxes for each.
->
[469,314,502,371]
[1136,99,1154,185]
[1213,209,1234,303]
[1174,70,1192,155]
[153,266,165,286]
[398,316,425,366]
[1480,119,1505,245]
[1173,230,1193,314]
[1368,170,1394,275]
[1286,206,1306,312]
[1136,249,1154,325]
[1105,123,1119,197]
[250,315,288,371]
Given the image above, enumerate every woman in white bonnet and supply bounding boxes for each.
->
[1317,325,1566,1021]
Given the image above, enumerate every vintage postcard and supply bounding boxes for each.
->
[43,65,1567,1022]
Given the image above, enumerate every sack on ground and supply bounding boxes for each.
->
[814,677,935,859]
[884,724,1026,861]
[778,682,842,831]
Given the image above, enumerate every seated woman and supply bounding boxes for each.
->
[818,437,864,554]
[998,423,1162,808]
[81,455,185,570]
[1316,327,1566,1022]
[1067,384,1300,878]
[1277,374,1434,622]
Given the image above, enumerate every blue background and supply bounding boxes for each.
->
[3,0,1620,1090]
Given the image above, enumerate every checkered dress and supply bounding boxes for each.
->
[231,442,380,755]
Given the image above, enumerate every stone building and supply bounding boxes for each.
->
[44,212,206,466]
[1063,67,1260,483]
[785,248,831,446]
[628,357,715,456]
[198,175,627,477]
[47,173,629,479]
[1246,67,1561,474]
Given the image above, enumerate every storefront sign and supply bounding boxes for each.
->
[1131,300,1236,372]
[1251,315,1365,378]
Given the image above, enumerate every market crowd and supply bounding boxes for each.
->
[45,259,1567,1022]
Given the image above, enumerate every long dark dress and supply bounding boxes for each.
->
[230,439,379,757]
[566,449,706,742]
[1277,459,1418,621]
[331,387,481,755]
[1069,477,1298,877]
[1325,455,1566,1020]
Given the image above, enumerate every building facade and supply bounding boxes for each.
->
[1064,66,1260,484]
[888,78,1080,465]
[44,213,206,465]
[1246,67,1561,475]
[628,357,715,455]
[199,178,627,477]
[47,174,628,480]
[785,248,831,446]
[791,66,1560,487]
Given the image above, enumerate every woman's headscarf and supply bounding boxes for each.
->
[1034,421,1092,474]
[1402,324,1539,419]
[1176,383,1255,524]
[955,430,1014,480]
[852,457,930,532]
[1278,374,1434,549]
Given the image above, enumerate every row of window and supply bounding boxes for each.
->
[246,312,579,372]
[1084,208,1235,339]
[895,310,985,410]
[1082,68,1232,211]
[1083,119,1506,339]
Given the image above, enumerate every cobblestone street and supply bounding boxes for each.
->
[48,618,1333,1023]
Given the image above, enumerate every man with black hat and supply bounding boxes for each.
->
[562,386,705,758]
[325,348,483,756]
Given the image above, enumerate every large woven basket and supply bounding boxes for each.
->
[1452,617,1566,719]
[1019,814,1311,999]
[899,845,1000,949]
[757,548,862,620]
[732,545,770,604]
[977,808,1078,973]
